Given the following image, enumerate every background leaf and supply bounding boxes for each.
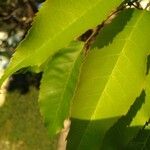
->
[39,41,84,137]
[0,0,122,85]
[67,9,150,150]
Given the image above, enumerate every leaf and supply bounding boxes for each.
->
[39,41,84,137]
[0,0,122,85]
[67,9,150,150]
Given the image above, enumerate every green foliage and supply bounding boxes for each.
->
[1,0,150,149]
[0,0,122,85]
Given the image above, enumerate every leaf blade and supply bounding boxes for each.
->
[67,9,150,150]
[39,41,84,137]
[0,0,122,84]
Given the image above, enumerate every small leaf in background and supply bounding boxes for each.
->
[0,0,122,85]
[39,41,84,137]
[67,9,150,150]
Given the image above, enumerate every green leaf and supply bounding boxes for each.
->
[67,9,150,150]
[39,41,84,137]
[0,0,122,85]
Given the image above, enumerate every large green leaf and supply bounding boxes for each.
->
[0,0,122,85]
[39,41,84,137]
[67,9,150,150]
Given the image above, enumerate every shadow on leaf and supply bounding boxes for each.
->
[126,126,150,150]
[92,9,134,49]
[101,90,145,150]
[68,90,146,150]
